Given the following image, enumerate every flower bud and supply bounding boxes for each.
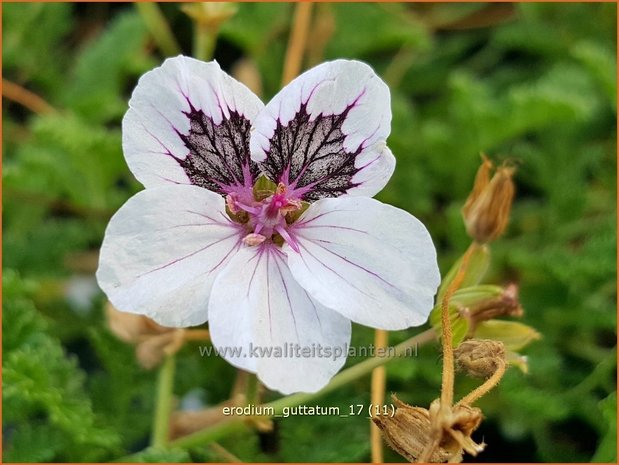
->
[462,155,515,243]
[181,2,238,29]
[455,339,506,378]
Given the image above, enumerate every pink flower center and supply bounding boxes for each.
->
[226,183,302,253]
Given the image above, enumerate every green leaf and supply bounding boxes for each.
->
[3,423,68,462]
[62,10,153,122]
[327,4,430,57]
[2,3,72,93]
[592,392,617,462]
[6,113,127,211]
[2,272,120,461]
[127,447,192,463]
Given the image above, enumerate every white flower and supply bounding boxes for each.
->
[96,56,441,394]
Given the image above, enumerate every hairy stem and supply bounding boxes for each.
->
[456,360,507,407]
[245,373,260,405]
[135,3,181,56]
[194,24,216,62]
[281,2,314,86]
[151,354,176,447]
[440,242,477,407]
[370,329,388,463]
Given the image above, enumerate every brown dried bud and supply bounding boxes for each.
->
[455,339,506,378]
[467,283,523,332]
[169,401,233,439]
[372,395,451,463]
[106,301,172,343]
[106,302,187,369]
[231,58,263,97]
[135,331,185,369]
[462,155,515,243]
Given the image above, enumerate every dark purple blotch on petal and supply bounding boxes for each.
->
[177,104,259,196]
[259,103,362,202]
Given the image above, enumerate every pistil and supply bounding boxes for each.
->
[227,181,303,252]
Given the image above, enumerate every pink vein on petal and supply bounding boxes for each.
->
[309,240,398,290]
[135,232,239,278]
[274,253,299,342]
[298,242,376,300]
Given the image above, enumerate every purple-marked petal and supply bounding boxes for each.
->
[123,56,264,198]
[284,197,441,330]
[208,244,351,393]
[96,185,244,327]
[250,60,395,201]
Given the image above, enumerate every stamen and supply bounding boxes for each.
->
[243,233,267,246]
[225,194,240,214]
[230,179,304,252]
[275,225,300,253]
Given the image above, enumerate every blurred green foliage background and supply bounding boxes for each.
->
[3,2,616,462]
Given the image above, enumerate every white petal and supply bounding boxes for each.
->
[250,60,394,201]
[208,245,351,393]
[123,56,264,196]
[284,197,441,330]
[96,185,244,327]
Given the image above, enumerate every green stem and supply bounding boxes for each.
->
[135,3,181,56]
[151,354,176,447]
[266,328,436,415]
[194,25,217,62]
[246,373,259,405]
[117,328,436,460]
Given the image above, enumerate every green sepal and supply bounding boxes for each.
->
[505,350,529,374]
[449,284,503,307]
[473,320,542,351]
[286,201,311,224]
[252,175,277,201]
[437,243,491,302]
[429,303,470,346]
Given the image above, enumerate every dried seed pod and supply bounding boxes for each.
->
[428,399,485,460]
[455,339,506,378]
[372,395,451,463]
[374,395,486,463]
